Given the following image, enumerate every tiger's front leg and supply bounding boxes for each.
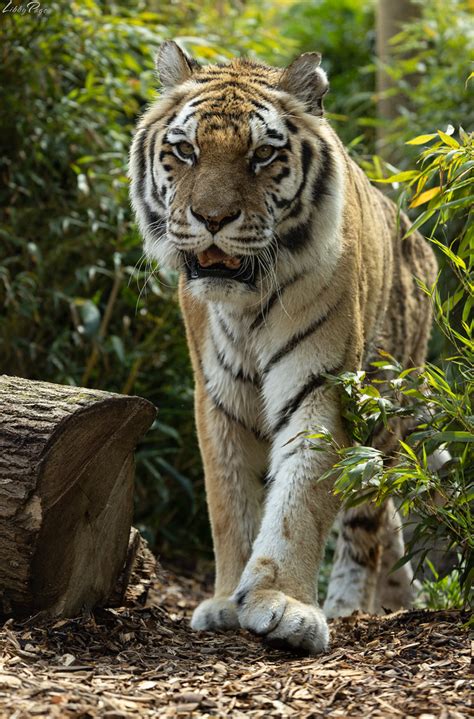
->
[233,388,345,654]
[190,378,267,632]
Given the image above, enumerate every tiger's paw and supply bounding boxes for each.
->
[234,588,329,654]
[190,597,239,631]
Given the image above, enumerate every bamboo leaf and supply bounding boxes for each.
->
[438,130,460,148]
[409,186,441,208]
[406,134,438,145]
[375,170,419,184]
[430,431,474,443]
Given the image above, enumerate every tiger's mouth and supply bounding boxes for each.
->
[185,245,255,284]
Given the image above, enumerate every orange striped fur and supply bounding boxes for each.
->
[130,42,437,653]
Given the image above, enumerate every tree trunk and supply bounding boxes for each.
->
[376,0,421,162]
[0,375,156,618]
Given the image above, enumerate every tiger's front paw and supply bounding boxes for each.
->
[190,597,239,632]
[234,588,329,654]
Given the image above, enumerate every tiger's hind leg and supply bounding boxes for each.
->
[373,505,419,613]
[323,503,385,618]
[323,499,417,617]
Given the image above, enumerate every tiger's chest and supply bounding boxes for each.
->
[202,308,265,437]
[201,293,345,442]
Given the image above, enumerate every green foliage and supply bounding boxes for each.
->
[280,0,473,158]
[0,0,207,556]
[1,0,471,579]
[168,0,295,63]
[376,124,473,357]
[279,0,375,148]
[418,560,465,610]
[307,132,474,607]
[378,0,474,159]
[0,0,299,559]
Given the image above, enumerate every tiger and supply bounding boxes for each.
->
[129,40,437,654]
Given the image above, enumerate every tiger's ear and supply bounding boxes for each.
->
[279,52,328,116]
[156,40,199,89]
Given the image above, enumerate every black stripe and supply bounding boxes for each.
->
[195,88,270,109]
[216,348,259,385]
[271,192,292,209]
[205,63,275,89]
[285,119,299,134]
[263,295,343,375]
[250,270,307,330]
[193,80,247,91]
[224,236,266,244]
[343,514,382,533]
[205,381,267,442]
[267,128,284,141]
[200,66,271,79]
[271,140,313,219]
[280,446,299,463]
[171,231,192,240]
[167,127,187,136]
[143,201,161,229]
[269,443,315,480]
[210,331,259,386]
[284,198,303,221]
[272,166,291,184]
[261,471,274,485]
[278,217,313,252]
[194,89,272,113]
[293,140,314,201]
[134,128,148,197]
[252,110,267,124]
[346,543,380,569]
[193,78,275,92]
[247,98,271,111]
[272,360,345,435]
[199,110,245,121]
[189,97,208,108]
[252,79,275,90]
[200,68,242,76]
[278,139,334,250]
[175,111,196,126]
[149,128,160,198]
[312,139,333,208]
[275,152,289,164]
[215,311,237,344]
[165,112,177,127]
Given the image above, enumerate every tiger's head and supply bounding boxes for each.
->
[130,41,344,306]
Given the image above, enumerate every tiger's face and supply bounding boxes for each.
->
[130,42,336,306]
[159,98,288,292]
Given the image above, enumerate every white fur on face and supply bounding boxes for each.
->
[130,89,345,306]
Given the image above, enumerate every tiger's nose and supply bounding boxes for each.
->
[191,207,241,234]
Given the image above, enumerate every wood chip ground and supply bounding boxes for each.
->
[0,566,471,718]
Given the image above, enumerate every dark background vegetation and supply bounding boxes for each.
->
[1,0,472,577]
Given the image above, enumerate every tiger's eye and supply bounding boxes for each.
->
[254,144,274,161]
[177,141,195,157]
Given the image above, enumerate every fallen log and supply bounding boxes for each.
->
[0,375,156,618]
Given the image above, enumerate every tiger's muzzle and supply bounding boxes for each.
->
[185,244,256,285]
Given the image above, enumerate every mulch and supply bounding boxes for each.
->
[0,565,471,719]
